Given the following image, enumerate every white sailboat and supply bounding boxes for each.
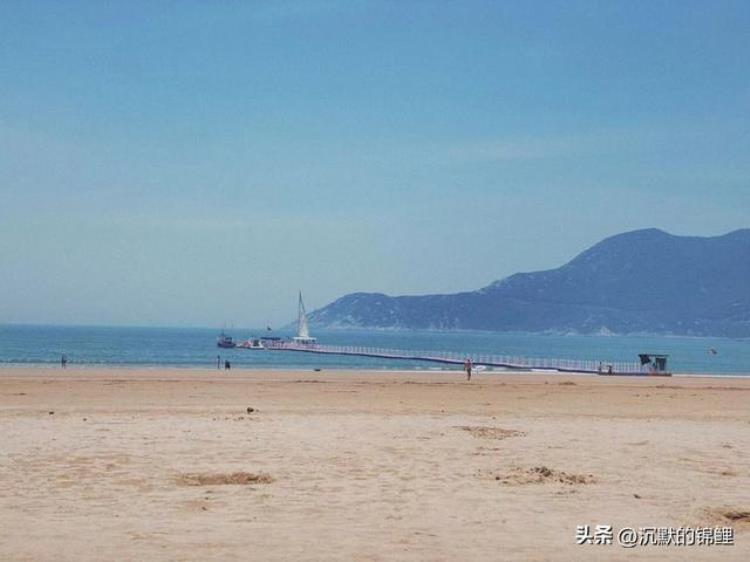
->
[292,291,317,344]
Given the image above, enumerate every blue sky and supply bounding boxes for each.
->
[1,1,748,327]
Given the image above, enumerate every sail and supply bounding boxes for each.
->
[297,291,310,339]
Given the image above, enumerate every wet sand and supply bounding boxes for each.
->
[1,367,749,561]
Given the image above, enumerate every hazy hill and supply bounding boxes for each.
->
[308,228,750,337]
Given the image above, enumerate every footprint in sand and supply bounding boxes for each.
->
[456,426,526,440]
[176,472,274,486]
[701,507,750,528]
[481,466,596,486]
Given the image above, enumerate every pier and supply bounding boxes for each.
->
[262,341,656,375]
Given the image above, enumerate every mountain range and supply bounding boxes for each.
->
[307,228,750,337]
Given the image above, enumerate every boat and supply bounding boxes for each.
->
[292,291,317,344]
[237,338,265,349]
[216,331,236,348]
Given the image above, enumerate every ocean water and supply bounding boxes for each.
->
[0,325,747,375]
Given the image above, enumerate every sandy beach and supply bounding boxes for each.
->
[1,367,748,561]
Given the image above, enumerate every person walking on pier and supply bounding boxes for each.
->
[464,357,473,381]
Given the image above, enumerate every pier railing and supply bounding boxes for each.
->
[262,341,642,374]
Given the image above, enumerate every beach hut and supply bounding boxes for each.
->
[638,353,670,375]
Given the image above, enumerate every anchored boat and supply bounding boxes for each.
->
[236,338,264,349]
[216,331,236,348]
[292,291,316,344]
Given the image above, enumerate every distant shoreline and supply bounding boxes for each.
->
[0,364,748,378]
[3,323,749,341]
[2,325,746,375]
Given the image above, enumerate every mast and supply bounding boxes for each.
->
[297,291,310,339]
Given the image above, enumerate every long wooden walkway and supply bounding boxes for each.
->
[263,341,647,375]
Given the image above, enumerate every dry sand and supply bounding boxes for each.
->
[1,367,749,561]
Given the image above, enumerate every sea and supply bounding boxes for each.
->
[0,325,747,375]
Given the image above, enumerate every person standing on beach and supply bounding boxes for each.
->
[61,354,67,369]
[464,357,473,381]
